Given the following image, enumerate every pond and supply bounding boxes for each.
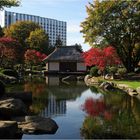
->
[7,76,140,139]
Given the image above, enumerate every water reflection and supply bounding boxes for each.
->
[40,94,66,117]
[8,76,140,139]
[81,86,140,139]
[24,76,87,117]
[22,76,89,139]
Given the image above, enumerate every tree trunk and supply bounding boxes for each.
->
[124,58,134,73]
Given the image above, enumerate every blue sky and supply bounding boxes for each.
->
[6,0,92,51]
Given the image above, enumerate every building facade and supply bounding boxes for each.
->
[0,10,67,46]
[43,46,87,73]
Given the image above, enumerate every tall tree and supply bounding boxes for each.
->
[26,28,49,55]
[55,35,63,48]
[4,21,41,48]
[24,49,47,69]
[81,0,140,72]
[0,0,20,9]
[82,46,121,71]
[0,37,20,67]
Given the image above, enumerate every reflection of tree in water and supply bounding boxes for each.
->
[47,84,87,100]
[39,82,88,117]
[24,81,48,114]
[24,83,46,98]
[81,92,140,139]
[24,78,88,117]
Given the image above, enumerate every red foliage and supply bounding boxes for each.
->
[0,37,18,46]
[24,83,46,97]
[82,97,106,117]
[24,49,47,65]
[82,97,113,120]
[104,111,112,121]
[82,46,121,70]
[0,37,19,62]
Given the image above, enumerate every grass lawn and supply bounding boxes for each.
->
[98,76,140,89]
[108,80,140,89]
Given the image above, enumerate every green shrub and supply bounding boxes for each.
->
[90,66,99,77]
[32,65,42,71]
[1,69,18,78]
[127,72,135,76]
[109,66,118,74]
[0,68,4,73]
[117,67,127,77]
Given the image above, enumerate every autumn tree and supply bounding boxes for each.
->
[4,21,41,48]
[81,0,140,72]
[82,46,121,71]
[24,49,47,69]
[0,37,20,67]
[26,28,49,54]
[0,0,20,9]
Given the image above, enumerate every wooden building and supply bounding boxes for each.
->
[43,46,87,73]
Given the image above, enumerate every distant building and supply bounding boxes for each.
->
[40,94,66,118]
[43,46,87,73]
[0,10,67,46]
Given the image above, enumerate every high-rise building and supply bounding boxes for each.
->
[0,10,67,46]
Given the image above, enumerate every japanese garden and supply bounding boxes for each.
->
[0,0,140,139]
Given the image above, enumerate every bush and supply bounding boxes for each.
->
[117,67,127,77]
[1,69,19,78]
[32,65,42,71]
[108,66,118,74]
[90,66,99,77]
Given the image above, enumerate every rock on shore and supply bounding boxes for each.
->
[18,116,58,134]
[0,98,27,117]
[0,83,59,138]
[0,121,19,139]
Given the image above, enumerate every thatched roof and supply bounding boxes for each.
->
[43,46,84,62]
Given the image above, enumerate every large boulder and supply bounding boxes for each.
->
[105,74,113,80]
[0,121,19,139]
[84,75,99,86]
[128,88,138,96]
[84,75,91,86]
[0,74,17,84]
[0,80,5,98]
[4,91,32,102]
[99,82,115,91]
[136,87,140,94]
[0,98,27,117]
[18,116,58,134]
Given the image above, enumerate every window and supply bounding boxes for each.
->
[8,14,11,25]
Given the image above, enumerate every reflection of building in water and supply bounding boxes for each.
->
[40,94,66,117]
[46,76,60,86]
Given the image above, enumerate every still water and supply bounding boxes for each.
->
[8,76,140,139]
